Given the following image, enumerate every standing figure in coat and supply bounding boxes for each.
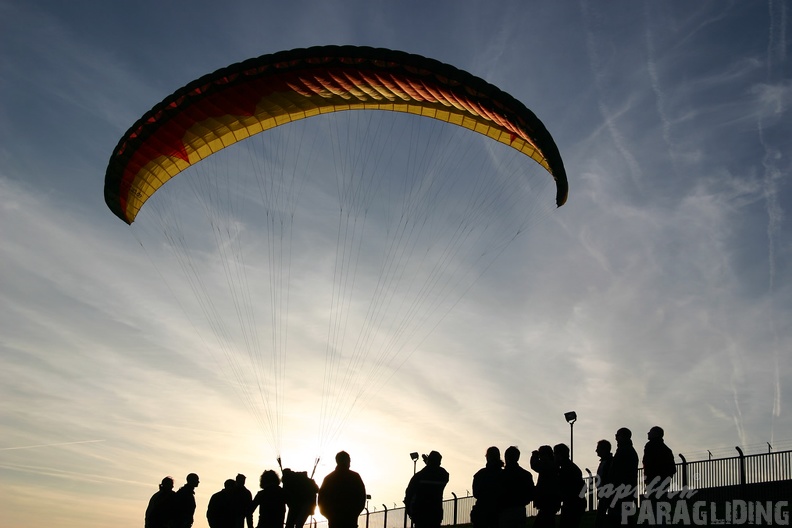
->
[498,446,535,528]
[554,444,585,528]
[207,479,239,528]
[530,446,560,528]
[642,426,676,500]
[250,470,286,528]
[404,451,450,528]
[594,440,614,528]
[235,474,254,528]
[318,451,367,528]
[146,476,176,528]
[471,447,503,528]
[608,428,639,526]
[174,473,201,528]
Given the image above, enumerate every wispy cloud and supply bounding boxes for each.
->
[0,440,106,451]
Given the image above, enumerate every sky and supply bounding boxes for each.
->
[1,1,791,527]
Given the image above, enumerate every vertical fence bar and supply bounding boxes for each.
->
[678,454,687,488]
[735,446,746,486]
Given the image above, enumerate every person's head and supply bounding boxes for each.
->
[260,470,280,489]
[236,473,246,486]
[160,476,174,491]
[538,445,554,461]
[596,439,612,458]
[425,451,442,467]
[224,478,236,490]
[335,451,351,469]
[186,473,200,487]
[648,426,664,440]
[615,427,632,443]
[504,446,521,464]
[553,443,570,461]
[485,446,501,464]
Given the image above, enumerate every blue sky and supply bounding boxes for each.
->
[1,1,791,527]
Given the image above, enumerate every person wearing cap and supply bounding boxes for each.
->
[404,451,449,528]
[145,476,176,528]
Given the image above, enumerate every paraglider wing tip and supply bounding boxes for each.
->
[555,177,569,207]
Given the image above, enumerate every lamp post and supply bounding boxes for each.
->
[564,411,577,462]
[406,453,419,528]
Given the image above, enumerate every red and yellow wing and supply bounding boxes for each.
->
[104,45,567,224]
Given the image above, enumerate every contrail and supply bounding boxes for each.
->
[0,439,105,451]
[581,0,644,188]
[762,0,787,441]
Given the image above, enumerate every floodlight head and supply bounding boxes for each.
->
[564,411,577,424]
[410,452,419,461]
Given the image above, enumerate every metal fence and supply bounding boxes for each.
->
[310,448,792,528]
[655,447,792,490]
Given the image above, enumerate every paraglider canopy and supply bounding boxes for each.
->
[105,45,567,224]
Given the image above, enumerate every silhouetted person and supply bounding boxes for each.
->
[174,473,200,528]
[607,428,638,527]
[472,446,503,528]
[642,426,676,500]
[594,440,613,528]
[498,446,535,528]
[235,473,254,528]
[404,450,449,528]
[146,476,176,528]
[554,444,585,528]
[282,468,319,528]
[250,470,286,528]
[208,479,239,528]
[318,451,367,528]
[530,445,560,528]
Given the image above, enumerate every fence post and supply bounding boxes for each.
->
[585,469,594,511]
[452,492,458,526]
[735,446,746,486]
[382,504,388,528]
[678,454,688,488]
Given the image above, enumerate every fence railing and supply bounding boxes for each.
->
[646,447,792,491]
[310,448,792,528]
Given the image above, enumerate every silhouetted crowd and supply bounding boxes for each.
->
[145,451,360,528]
[466,426,675,528]
[145,426,675,528]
